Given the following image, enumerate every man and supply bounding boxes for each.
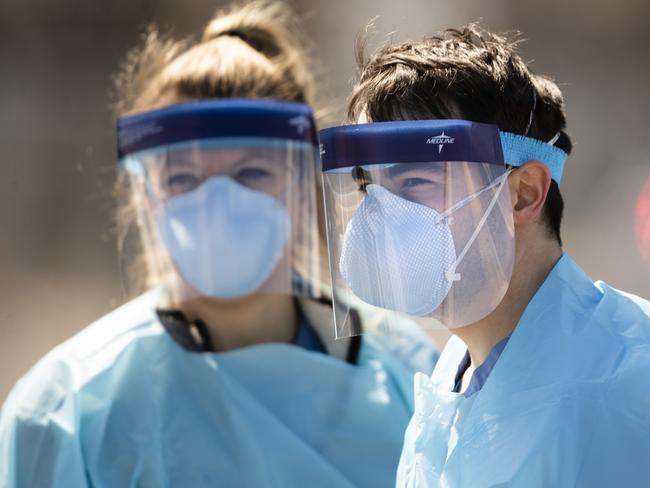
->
[319,25,650,487]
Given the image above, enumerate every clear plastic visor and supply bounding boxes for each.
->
[322,160,515,337]
[119,137,324,303]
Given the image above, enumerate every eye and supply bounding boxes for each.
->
[167,173,200,191]
[403,177,431,188]
[395,174,444,206]
[235,167,272,184]
[399,175,444,193]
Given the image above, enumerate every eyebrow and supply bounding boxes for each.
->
[230,149,281,168]
[386,164,446,179]
[162,152,194,168]
[163,148,277,168]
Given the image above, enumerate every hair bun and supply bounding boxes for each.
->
[202,1,289,58]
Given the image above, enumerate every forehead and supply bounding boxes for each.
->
[146,146,288,167]
[165,146,284,160]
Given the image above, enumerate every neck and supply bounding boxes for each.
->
[453,236,562,367]
[173,293,298,352]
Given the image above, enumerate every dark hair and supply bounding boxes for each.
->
[348,24,571,245]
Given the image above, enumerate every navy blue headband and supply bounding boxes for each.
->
[319,119,568,183]
[117,99,318,160]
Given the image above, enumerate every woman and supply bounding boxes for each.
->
[0,2,437,487]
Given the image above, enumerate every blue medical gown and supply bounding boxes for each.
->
[0,292,438,488]
[397,254,650,488]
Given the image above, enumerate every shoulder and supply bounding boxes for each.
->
[299,296,439,372]
[2,290,166,421]
[594,285,650,415]
[594,280,650,324]
[563,283,650,424]
[64,288,166,362]
[564,278,650,395]
[585,281,650,354]
[359,311,440,376]
[553,258,650,370]
[0,291,167,486]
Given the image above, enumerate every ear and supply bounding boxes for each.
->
[508,161,552,227]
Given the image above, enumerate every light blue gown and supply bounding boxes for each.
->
[397,254,650,488]
[0,291,438,488]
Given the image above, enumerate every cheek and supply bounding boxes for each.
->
[145,172,166,199]
[509,179,519,208]
[405,188,447,212]
[254,179,285,201]
[450,214,475,247]
[270,176,288,199]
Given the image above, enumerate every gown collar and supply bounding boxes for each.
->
[430,254,597,399]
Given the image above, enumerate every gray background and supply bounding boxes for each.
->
[1,0,649,400]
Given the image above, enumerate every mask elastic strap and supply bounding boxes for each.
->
[444,170,512,282]
[547,131,561,145]
[524,88,537,136]
[437,170,510,223]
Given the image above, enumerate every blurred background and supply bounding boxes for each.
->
[1,0,649,400]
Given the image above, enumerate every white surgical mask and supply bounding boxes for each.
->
[339,173,509,316]
[156,176,290,298]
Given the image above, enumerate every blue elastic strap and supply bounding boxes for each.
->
[500,132,567,184]
[319,120,568,184]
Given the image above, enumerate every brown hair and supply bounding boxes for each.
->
[348,24,571,245]
[112,1,321,293]
[114,1,316,115]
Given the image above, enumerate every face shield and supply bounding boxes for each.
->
[117,99,323,303]
[320,120,568,337]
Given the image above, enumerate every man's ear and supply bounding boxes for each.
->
[508,161,552,226]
